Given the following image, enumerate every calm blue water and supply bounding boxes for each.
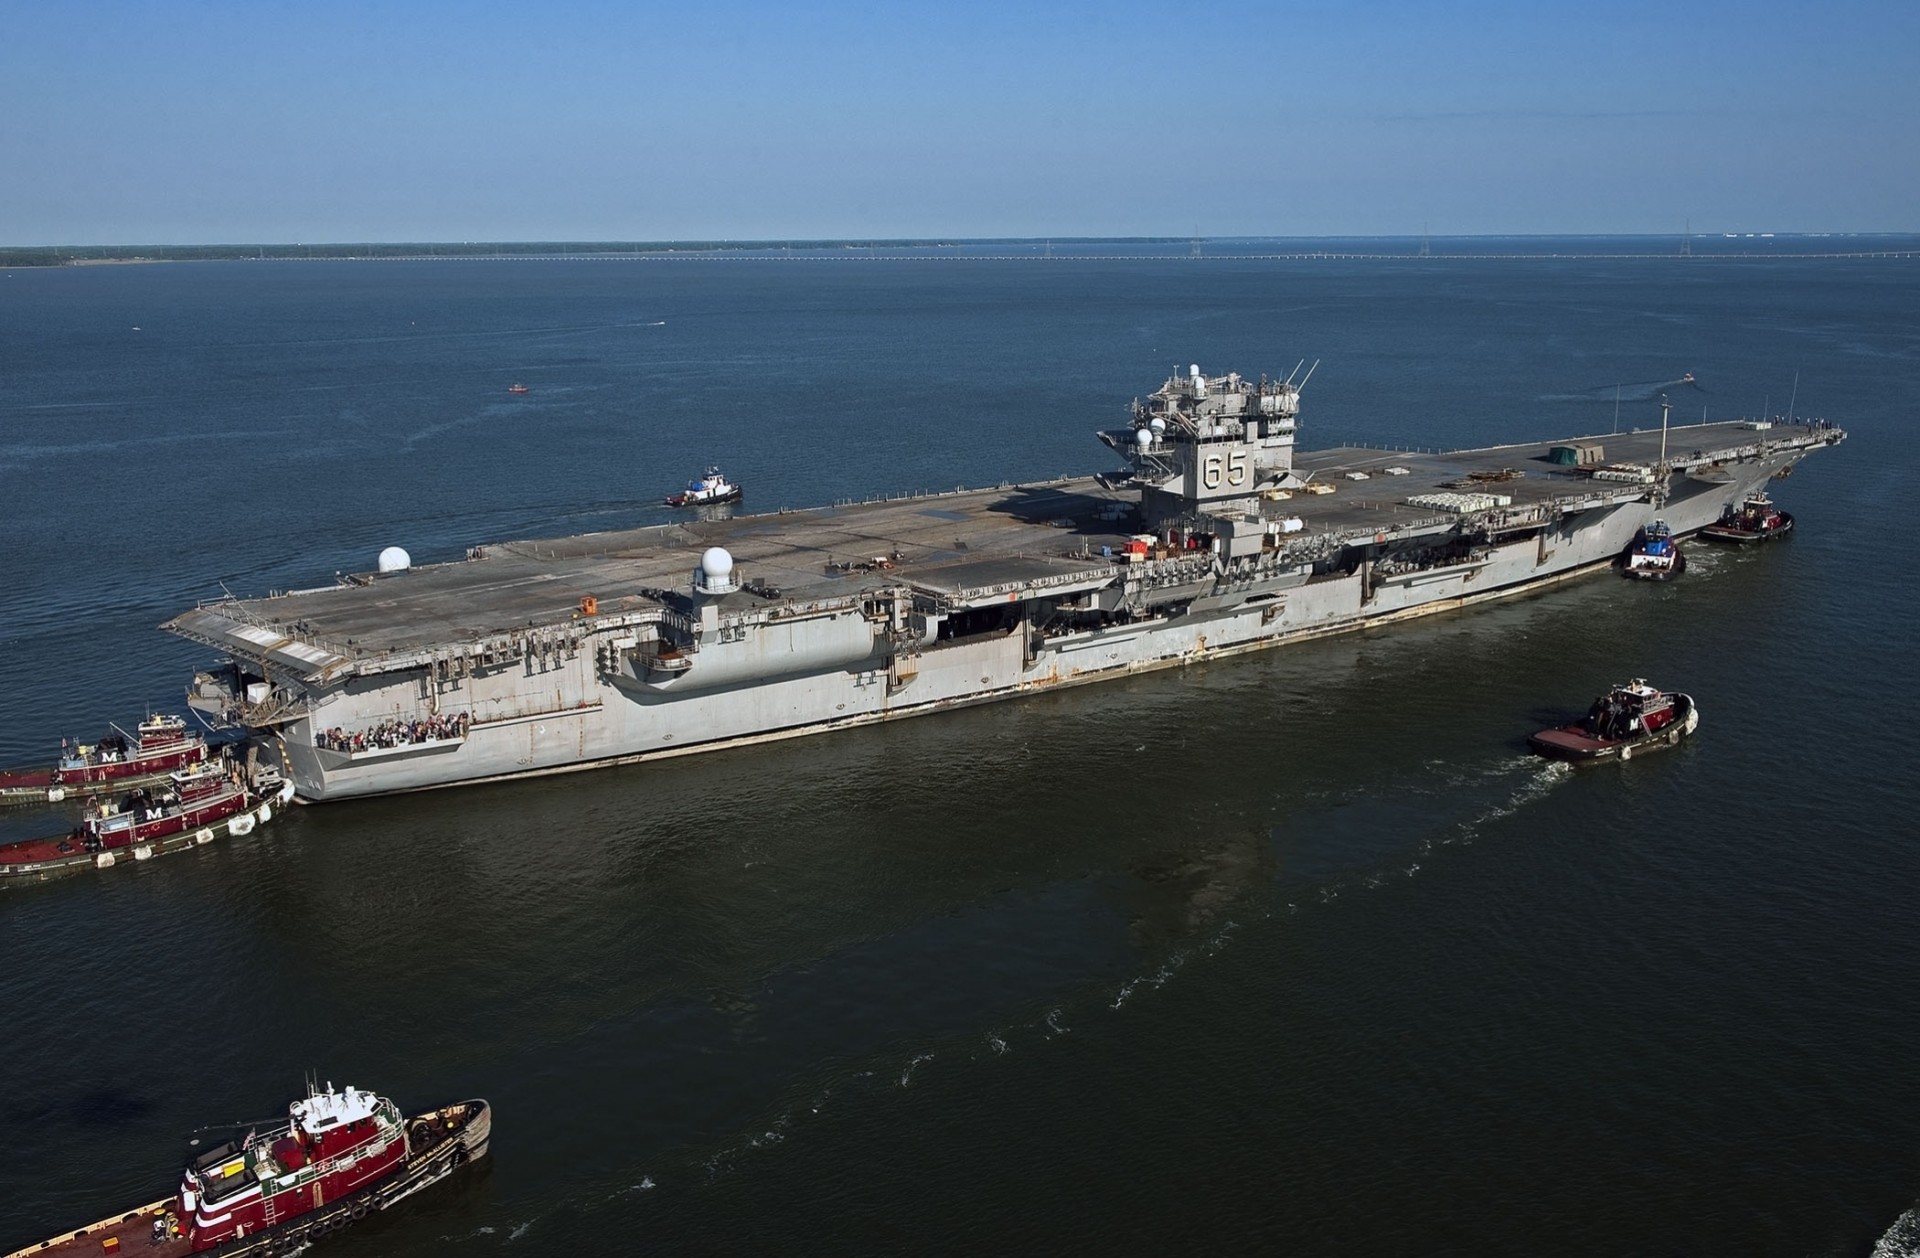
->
[2,243,1918,1255]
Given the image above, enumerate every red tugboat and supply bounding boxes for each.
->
[1699,491,1794,543]
[0,761,295,883]
[1529,679,1700,762]
[0,715,209,805]
[1,1081,489,1257]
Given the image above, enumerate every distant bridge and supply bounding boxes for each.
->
[245,250,1920,263]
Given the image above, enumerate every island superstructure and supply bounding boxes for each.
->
[164,365,1845,801]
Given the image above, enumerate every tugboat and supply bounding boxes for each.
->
[1,1080,489,1256]
[1529,679,1700,762]
[0,714,210,805]
[665,466,743,507]
[0,760,294,883]
[506,382,530,394]
[1699,491,1794,543]
[1620,519,1685,580]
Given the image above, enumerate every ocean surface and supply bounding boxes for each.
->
[2,240,1917,1256]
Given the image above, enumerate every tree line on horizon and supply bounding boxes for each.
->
[0,238,1191,266]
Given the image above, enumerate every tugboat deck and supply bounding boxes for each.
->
[164,420,1833,671]
[2,1199,186,1258]
[1530,729,1612,757]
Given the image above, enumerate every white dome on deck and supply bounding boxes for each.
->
[694,546,738,596]
[377,546,411,573]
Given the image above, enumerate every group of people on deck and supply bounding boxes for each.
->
[318,712,470,753]
[1587,694,1650,742]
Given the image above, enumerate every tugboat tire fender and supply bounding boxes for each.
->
[1620,744,1634,762]
[351,1200,370,1219]
[1667,728,1681,746]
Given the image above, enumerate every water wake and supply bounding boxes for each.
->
[1873,1204,1920,1257]
[1280,754,1571,915]
[1538,376,1704,405]
[1450,758,1572,844]
[620,757,1571,1221]
[1110,920,1241,1010]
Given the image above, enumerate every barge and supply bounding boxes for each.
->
[162,364,1845,801]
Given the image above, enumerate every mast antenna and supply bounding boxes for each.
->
[1659,394,1671,475]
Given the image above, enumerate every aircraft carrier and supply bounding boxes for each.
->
[164,365,1845,801]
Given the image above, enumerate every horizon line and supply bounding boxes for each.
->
[7,229,1920,254]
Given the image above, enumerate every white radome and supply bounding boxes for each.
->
[1133,427,1154,448]
[701,547,735,579]
[377,546,411,573]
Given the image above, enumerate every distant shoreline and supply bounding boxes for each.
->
[4,235,1918,268]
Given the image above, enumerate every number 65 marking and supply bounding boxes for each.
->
[1202,450,1249,489]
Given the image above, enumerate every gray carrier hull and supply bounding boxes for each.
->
[163,377,1842,803]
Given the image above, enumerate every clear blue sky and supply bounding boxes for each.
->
[4,0,1914,244]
